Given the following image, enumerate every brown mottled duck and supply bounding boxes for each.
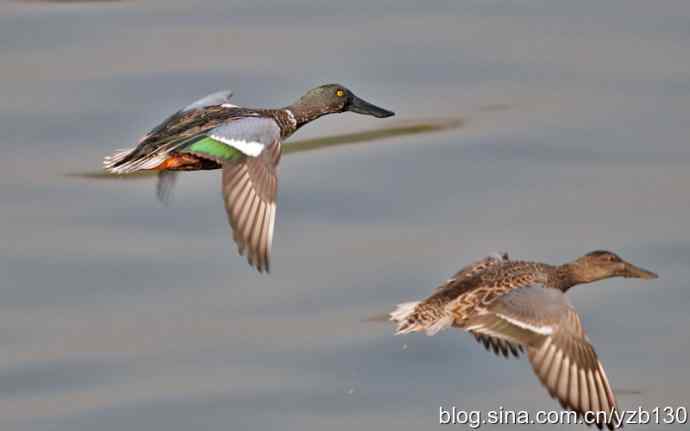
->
[390,250,658,430]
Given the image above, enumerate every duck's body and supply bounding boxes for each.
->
[390,250,658,430]
[105,102,299,175]
[104,84,394,272]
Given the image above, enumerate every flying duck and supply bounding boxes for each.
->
[104,84,394,272]
[390,250,658,429]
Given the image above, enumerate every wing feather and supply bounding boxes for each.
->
[465,286,620,429]
[221,139,280,273]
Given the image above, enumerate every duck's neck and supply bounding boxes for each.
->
[285,102,330,130]
[551,263,587,292]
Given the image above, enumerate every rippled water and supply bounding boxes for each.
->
[1,1,689,430]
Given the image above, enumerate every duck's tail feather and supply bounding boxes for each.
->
[103,148,135,173]
[390,301,421,333]
[103,147,168,174]
[389,301,453,336]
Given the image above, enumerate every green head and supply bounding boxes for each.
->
[570,250,658,284]
[291,84,395,121]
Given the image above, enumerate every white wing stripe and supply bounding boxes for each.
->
[208,136,265,157]
[497,312,554,335]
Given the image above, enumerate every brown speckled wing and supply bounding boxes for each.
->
[435,252,510,292]
[466,286,619,430]
[222,140,281,273]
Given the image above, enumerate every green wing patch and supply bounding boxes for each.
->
[180,136,244,162]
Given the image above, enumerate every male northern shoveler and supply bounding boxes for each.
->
[103,84,394,273]
[389,250,658,430]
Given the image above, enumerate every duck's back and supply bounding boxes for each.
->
[133,107,253,160]
[445,261,554,320]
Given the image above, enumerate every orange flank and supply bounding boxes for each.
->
[156,154,207,171]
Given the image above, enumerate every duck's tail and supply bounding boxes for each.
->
[103,147,167,174]
[389,300,453,336]
[103,148,135,173]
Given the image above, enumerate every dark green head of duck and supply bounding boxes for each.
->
[291,84,395,122]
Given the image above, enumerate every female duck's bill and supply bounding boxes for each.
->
[621,262,658,279]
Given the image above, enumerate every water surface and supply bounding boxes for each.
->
[1,1,689,430]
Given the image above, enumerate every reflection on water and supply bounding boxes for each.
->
[1,1,689,430]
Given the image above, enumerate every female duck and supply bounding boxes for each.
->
[390,250,658,430]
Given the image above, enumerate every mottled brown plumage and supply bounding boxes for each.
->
[390,250,658,430]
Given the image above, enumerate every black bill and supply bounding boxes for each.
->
[348,95,395,118]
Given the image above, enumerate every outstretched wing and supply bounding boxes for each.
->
[465,286,619,430]
[201,117,283,273]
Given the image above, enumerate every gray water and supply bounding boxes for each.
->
[1,1,689,430]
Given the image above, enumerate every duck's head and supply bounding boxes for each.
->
[570,250,658,283]
[292,84,395,120]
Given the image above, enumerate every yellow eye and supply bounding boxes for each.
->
[336,89,345,97]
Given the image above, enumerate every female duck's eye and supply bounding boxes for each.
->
[336,89,345,97]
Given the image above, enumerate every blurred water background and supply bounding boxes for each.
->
[1,1,689,429]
